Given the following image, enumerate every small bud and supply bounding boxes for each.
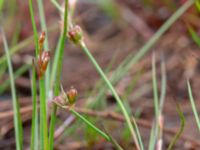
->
[37,51,50,78]
[67,87,77,105]
[39,31,45,52]
[68,25,83,45]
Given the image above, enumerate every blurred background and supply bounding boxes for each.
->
[1,0,200,149]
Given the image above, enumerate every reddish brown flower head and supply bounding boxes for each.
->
[68,25,83,45]
[37,51,50,78]
[39,31,46,51]
[67,87,78,105]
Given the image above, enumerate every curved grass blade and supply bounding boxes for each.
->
[167,103,185,150]
[1,28,23,150]
[187,80,200,131]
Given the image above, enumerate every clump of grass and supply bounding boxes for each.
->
[1,0,197,149]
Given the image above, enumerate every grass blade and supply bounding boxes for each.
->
[29,0,49,149]
[148,53,159,150]
[167,103,185,150]
[37,0,50,97]
[30,61,39,150]
[152,53,159,118]
[80,43,141,150]
[69,109,111,141]
[187,25,200,47]
[49,1,68,149]
[187,80,200,131]
[29,0,39,56]
[39,77,48,150]
[1,28,23,150]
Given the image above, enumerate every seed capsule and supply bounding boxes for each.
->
[68,25,83,45]
[39,31,45,52]
[67,87,77,105]
[37,51,50,78]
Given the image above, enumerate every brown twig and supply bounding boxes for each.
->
[1,105,200,147]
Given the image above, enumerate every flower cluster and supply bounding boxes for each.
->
[68,25,83,45]
[53,86,78,107]
[35,32,50,79]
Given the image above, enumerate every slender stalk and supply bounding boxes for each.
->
[70,108,111,141]
[49,1,68,149]
[148,53,160,150]
[29,0,49,149]
[79,42,141,150]
[167,104,185,150]
[187,80,200,131]
[30,62,38,150]
[37,0,50,97]
[1,29,23,150]
[51,0,63,12]
[39,77,48,150]
[152,53,159,118]
[29,0,39,56]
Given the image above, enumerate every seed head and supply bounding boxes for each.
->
[37,51,50,78]
[39,31,46,52]
[67,87,78,105]
[68,25,83,45]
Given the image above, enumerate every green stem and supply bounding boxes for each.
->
[187,80,200,131]
[51,0,63,12]
[30,62,38,150]
[49,1,68,149]
[70,109,111,141]
[39,77,48,150]
[152,53,159,121]
[29,0,39,56]
[2,29,23,150]
[80,42,141,150]
[37,0,50,98]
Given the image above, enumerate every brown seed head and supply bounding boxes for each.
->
[67,87,78,105]
[39,31,46,51]
[37,51,50,78]
[68,25,83,45]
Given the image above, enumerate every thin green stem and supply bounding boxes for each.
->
[70,109,111,141]
[39,77,48,150]
[30,62,38,150]
[1,29,23,150]
[29,0,46,149]
[37,0,50,98]
[152,53,159,119]
[187,80,200,131]
[51,0,63,12]
[80,42,141,150]
[167,103,185,150]
[29,0,39,56]
[49,1,68,149]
